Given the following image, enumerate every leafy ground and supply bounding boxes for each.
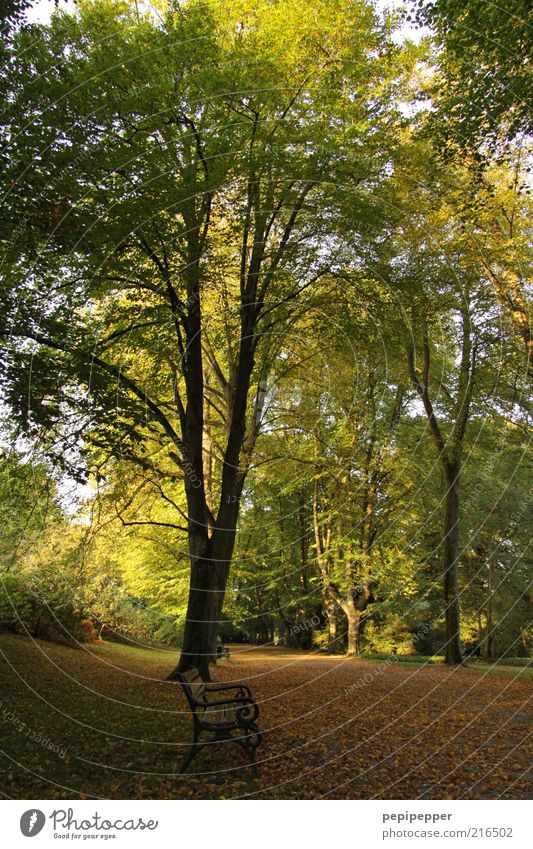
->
[0,634,531,800]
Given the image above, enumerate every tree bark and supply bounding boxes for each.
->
[345,600,362,656]
[484,558,495,661]
[325,595,339,649]
[174,558,216,680]
[171,518,238,680]
[169,316,255,678]
[443,462,463,665]
[298,492,310,592]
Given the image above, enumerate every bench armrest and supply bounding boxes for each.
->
[199,695,259,725]
[206,683,252,698]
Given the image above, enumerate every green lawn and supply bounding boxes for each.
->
[0,633,190,799]
[357,653,533,678]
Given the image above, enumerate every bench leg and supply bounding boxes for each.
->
[180,729,202,774]
[250,746,259,778]
[180,726,262,778]
[240,726,262,778]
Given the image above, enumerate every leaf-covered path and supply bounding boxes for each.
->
[0,635,531,800]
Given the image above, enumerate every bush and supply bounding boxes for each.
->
[363,615,417,655]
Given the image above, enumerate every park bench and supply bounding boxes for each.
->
[176,667,262,776]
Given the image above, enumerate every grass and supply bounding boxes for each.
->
[0,632,188,799]
[359,653,445,665]
[357,653,533,677]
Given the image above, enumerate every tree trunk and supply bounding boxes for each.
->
[172,331,255,677]
[298,492,309,592]
[169,525,234,680]
[407,311,474,667]
[443,462,463,665]
[476,611,483,656]
[346,601,362,656]
[171,559,216,680]
[325,595,338,650]
[484,559,494,661]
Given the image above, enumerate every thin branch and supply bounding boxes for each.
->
[117,518,189,532]
[12,328,186,458]
[407,333,447,459]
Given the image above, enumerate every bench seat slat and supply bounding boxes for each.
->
[182,668,206,702]
[201,704,236,725]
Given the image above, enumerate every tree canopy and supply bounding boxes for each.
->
[0,0,531,674]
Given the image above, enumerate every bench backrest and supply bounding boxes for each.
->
[176,667,207,707]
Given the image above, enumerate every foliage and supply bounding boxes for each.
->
[413,0,533,153]
[0,0,530,675]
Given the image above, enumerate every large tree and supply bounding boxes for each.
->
[0,0,400,675]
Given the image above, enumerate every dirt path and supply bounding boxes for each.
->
[197,645,532,799]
